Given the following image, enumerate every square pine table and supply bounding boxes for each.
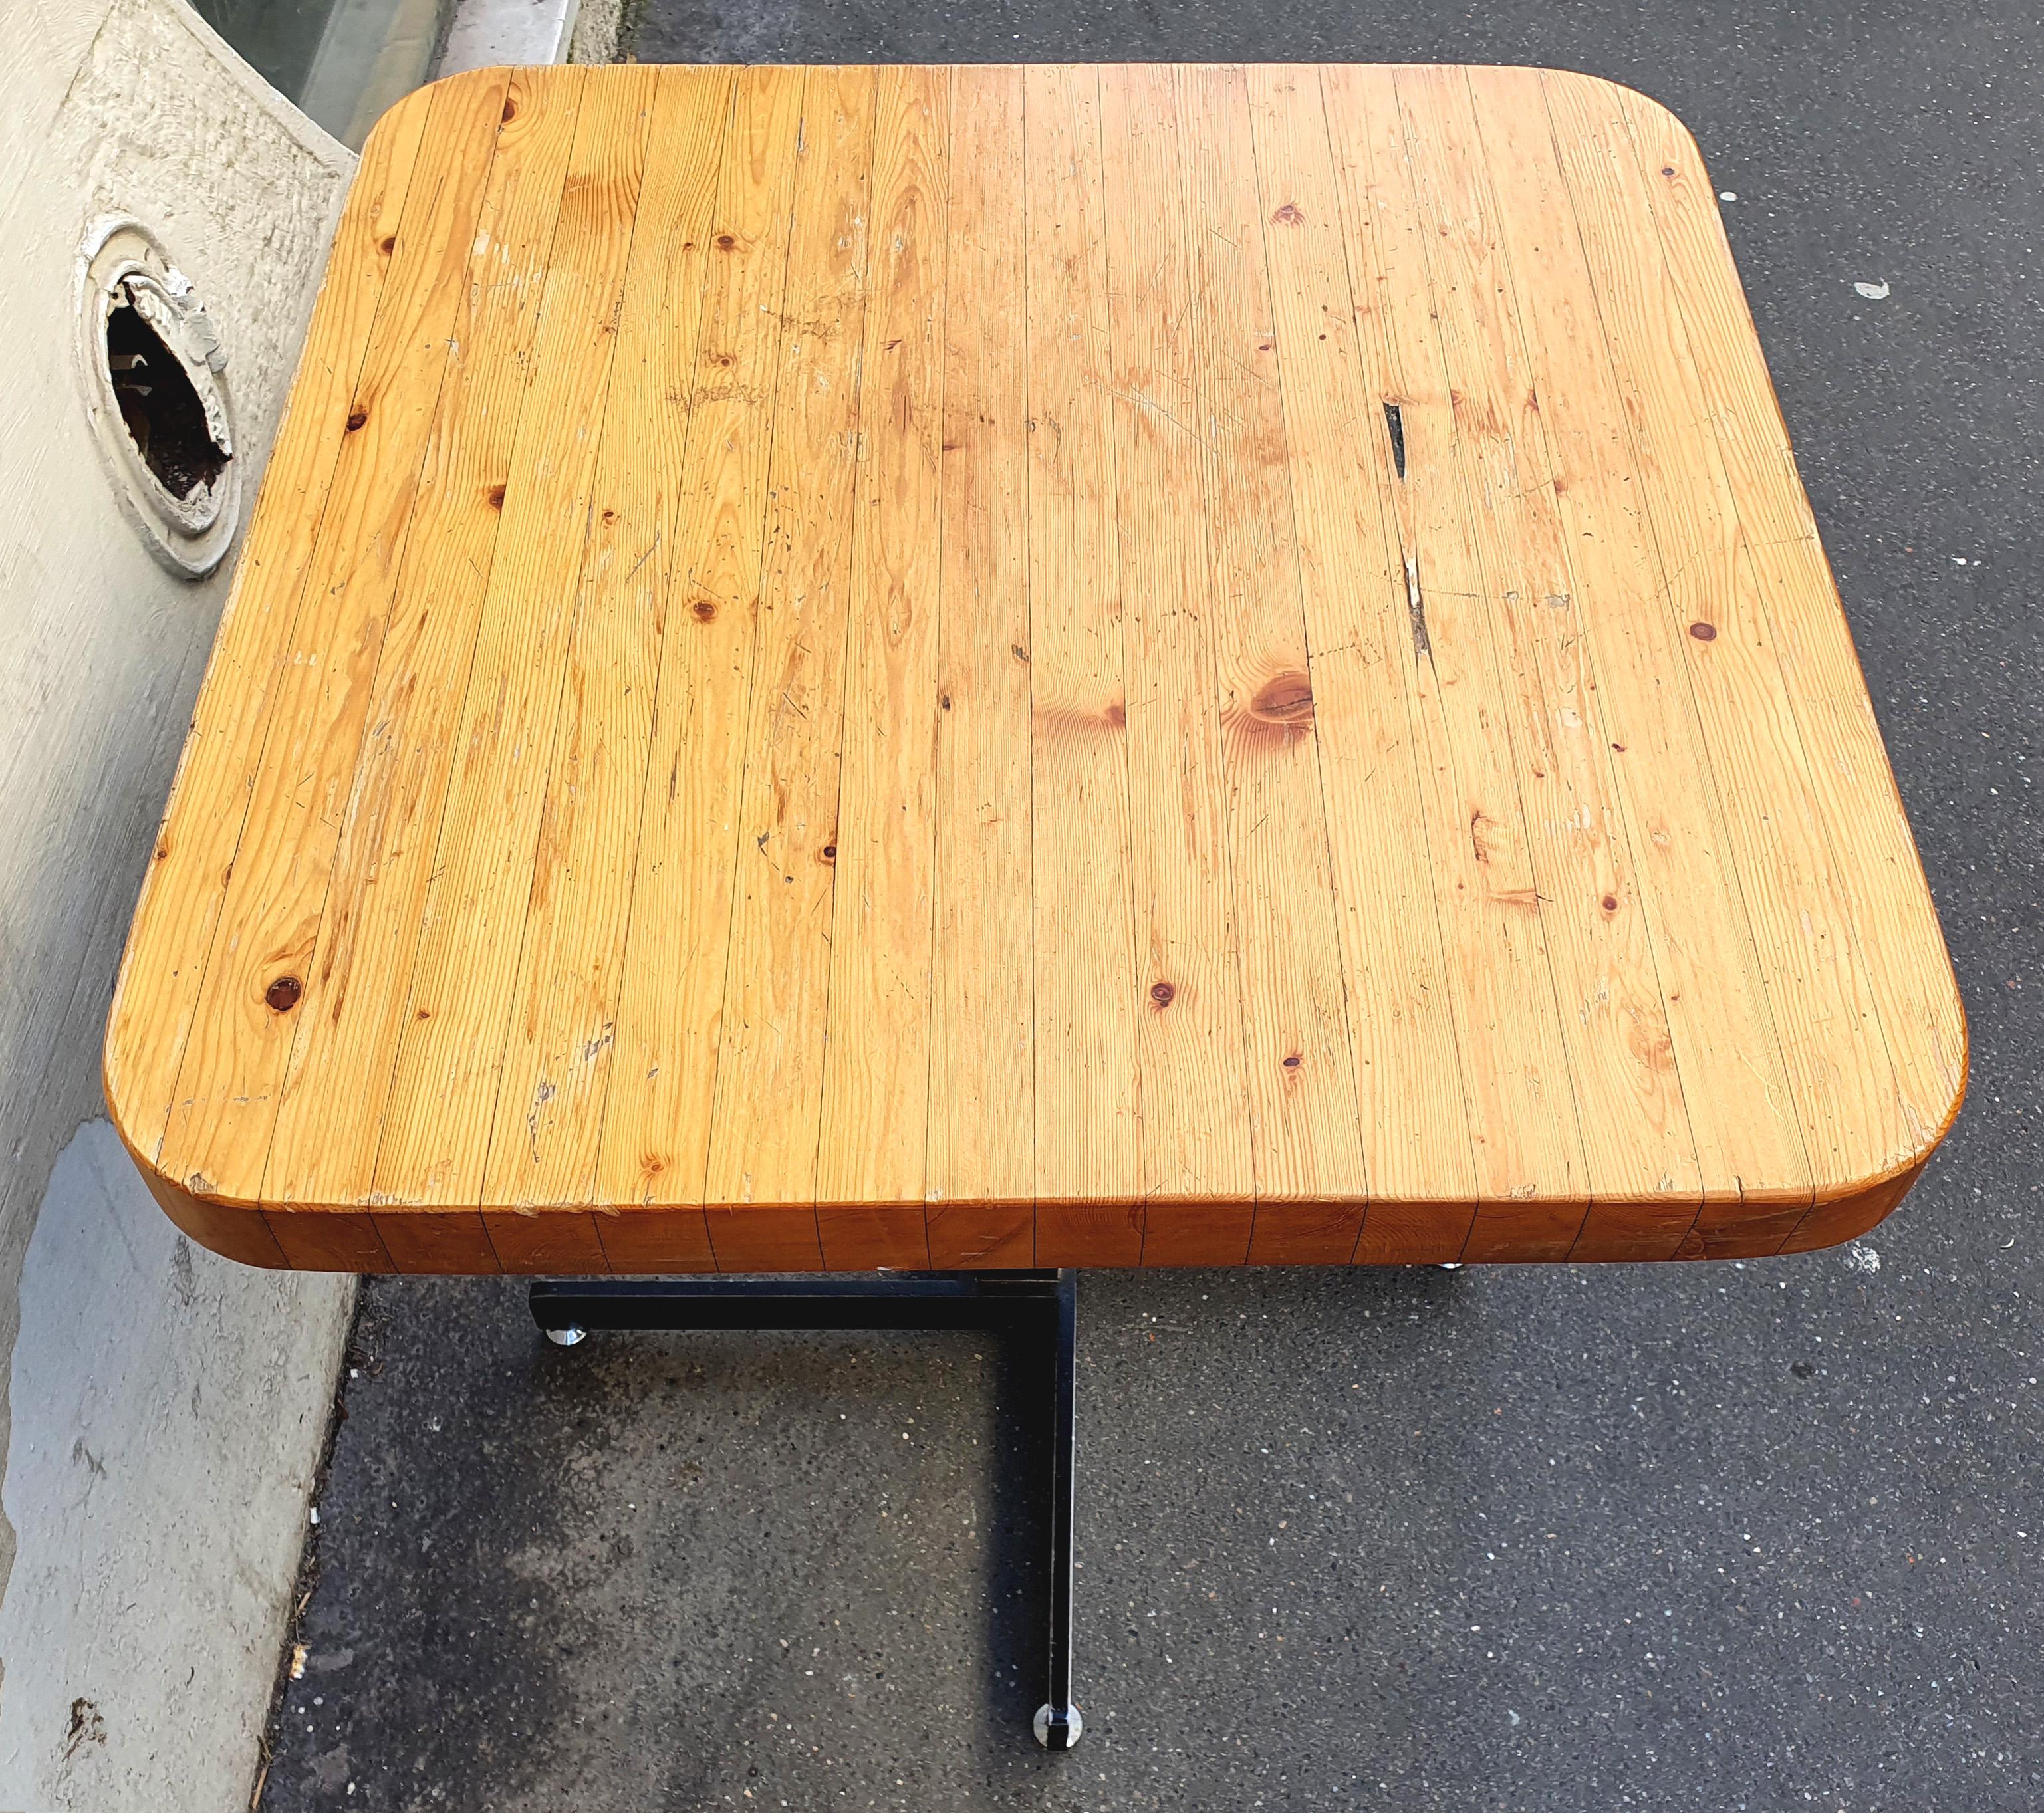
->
[107,62,1965,1279]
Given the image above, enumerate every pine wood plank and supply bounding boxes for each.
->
[1542,70,1912,1233]
[813,64,950,1241]
[372,1211,499,1274]
[1097,62,1256,1265]
[372,69,658,1237]
[1472,67,1817,1253]
[1244,65,1475,1264]
[929,64,1037,1267]
[104,81,432,1174]
[1388,66,1703,1259]
[482,1209,610,1273]
[590,1209,717,1273]
[707,1205,836,1272]
[484,66,729,1215]
[1023,64,1147,1269]
[699,66,877,1241]
[1614,84,1966,1232]
[268,1210,393,1273]
[150,76,493,1206]
[1176,63,1368,1265]
[580,66,804,1261]
[1325,64,1589,1261]
[266,67,586,1223]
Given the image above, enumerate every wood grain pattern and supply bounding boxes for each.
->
[1243,66,1474,1264]
[594,64,805,1248]
[1475,71,1821,1257]
[373,68,658,1243]
[103,79,433,1177]
[701,66,875,1238]
[106,64,1964,1273]
[486,66,727,1219]
[1389,66,1701,1257]
[812,63,948,1257]
[1023,66,1146,1268]
[158,71,517,1219]
[1179,64,1366,1265]
[269,66,585,1233]
[1545,70,1912,1232]
[929,64,1037,1267]
[1610,84,1966,1247]
[1326,64,1589,1259]
[1098,64,1256,1265]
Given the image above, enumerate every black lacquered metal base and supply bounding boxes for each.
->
[528,1269,1082,1749]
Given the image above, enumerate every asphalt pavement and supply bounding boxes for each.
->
[260,3,2042,1807]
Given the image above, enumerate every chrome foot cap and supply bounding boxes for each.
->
[543,1325,587,1347]
[1034,1702,1082,1749]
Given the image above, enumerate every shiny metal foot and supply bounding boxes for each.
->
[543,1324,587,1347]
[1436,1263,1464,1271]
[1034,1701,1082,1749]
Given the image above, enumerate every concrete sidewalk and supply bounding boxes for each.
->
[261,1,2043,1807]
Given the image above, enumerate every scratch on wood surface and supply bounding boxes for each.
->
[1406,556,1432,660]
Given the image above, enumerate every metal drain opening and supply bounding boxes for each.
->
[76,215,241,578]
[106,291,229,503]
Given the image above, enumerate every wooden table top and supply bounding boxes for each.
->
[106,62,1964,1276]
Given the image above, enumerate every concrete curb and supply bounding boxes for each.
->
[438,0,584,71]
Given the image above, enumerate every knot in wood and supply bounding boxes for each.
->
[1247,672,1315,727]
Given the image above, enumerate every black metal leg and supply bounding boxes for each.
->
[1035,1267,1081,1749]
[528,1268,1083,1749]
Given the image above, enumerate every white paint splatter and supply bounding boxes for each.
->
[1854,279,1891,300]
[1844,1242,1881,1275]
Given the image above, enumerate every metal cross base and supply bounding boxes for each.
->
[527,1268,1083,1750]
